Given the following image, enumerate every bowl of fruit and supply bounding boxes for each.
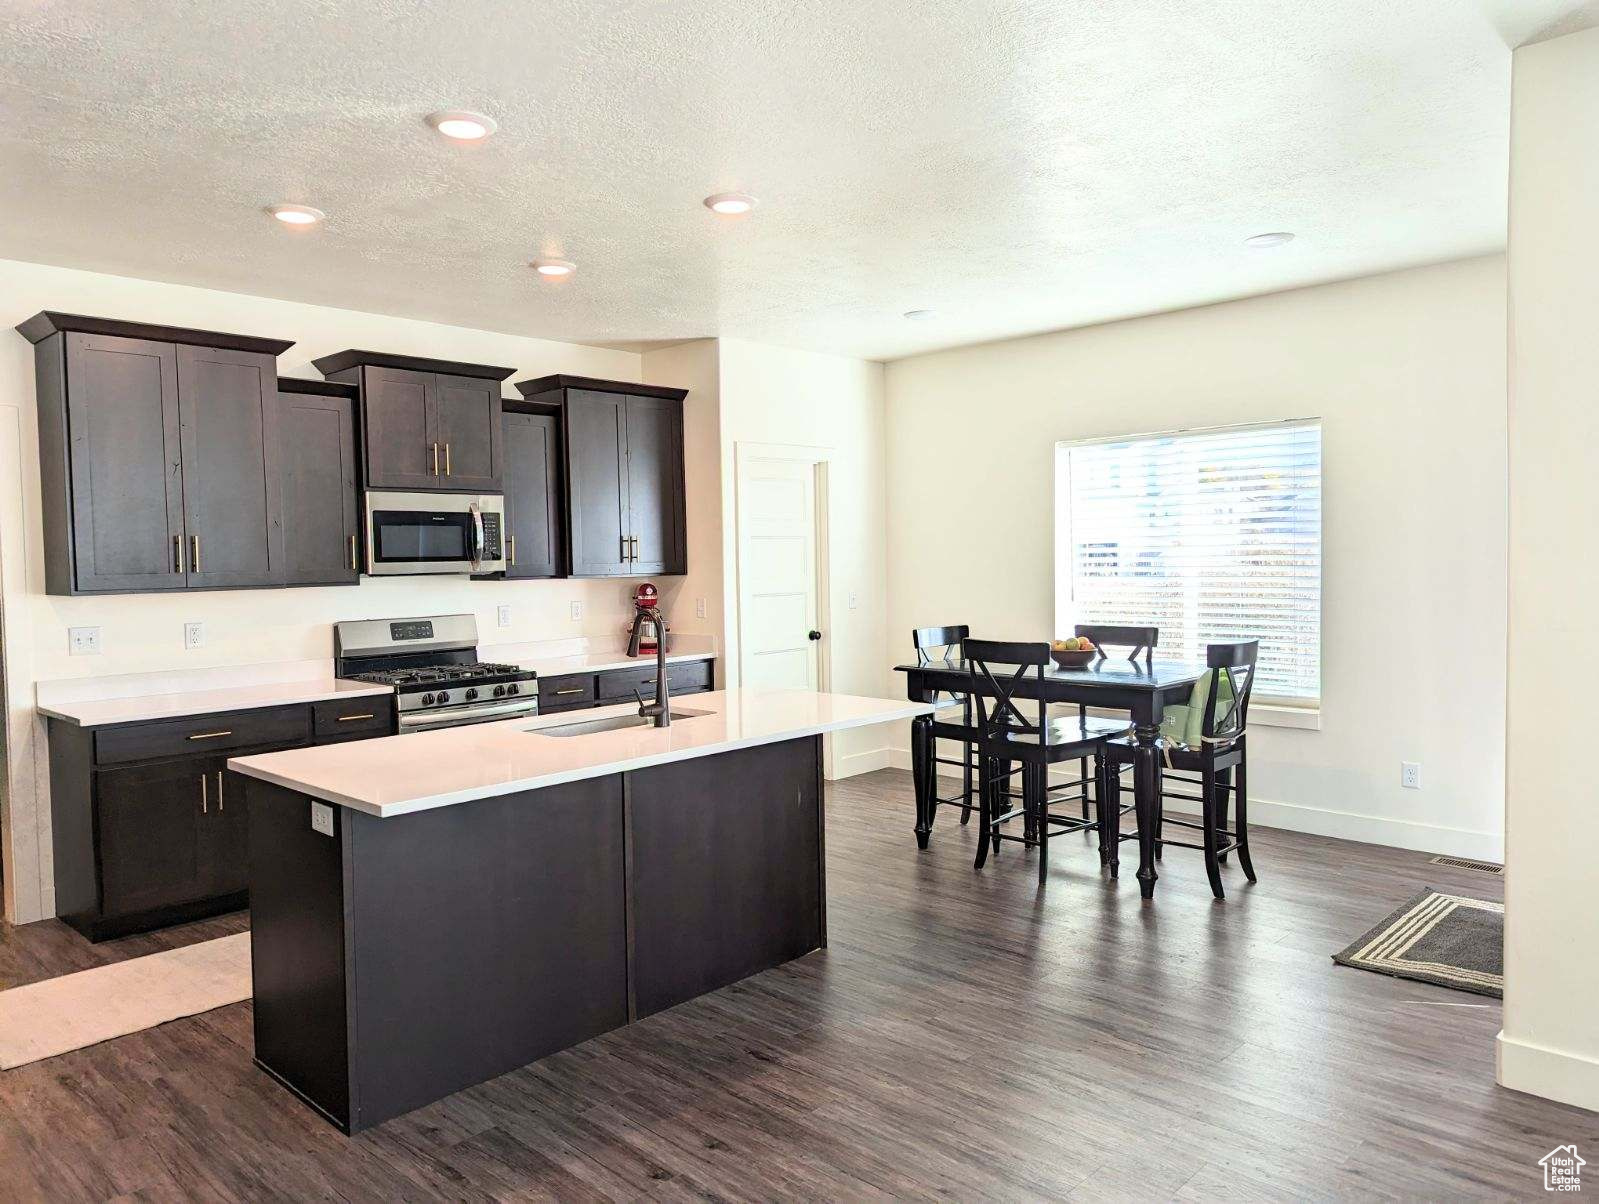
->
[1049,636,1098,668]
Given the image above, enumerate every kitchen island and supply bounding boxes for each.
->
[229,688,929,1132]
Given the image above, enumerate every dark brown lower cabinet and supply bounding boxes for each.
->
[47,698,395,942]
[248,734,823,1133]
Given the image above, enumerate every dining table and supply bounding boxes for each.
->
[895,655,1207,899]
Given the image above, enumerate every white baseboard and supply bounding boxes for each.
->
[881,750,1502,861]
[1497,1032,1599,1115]
[830,747,893,781]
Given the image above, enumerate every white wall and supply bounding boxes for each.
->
[0,257,653,922]
[716,338,890,778]
[1498,25,1599,1115]
[884,257,1509,859]
[641,340,724,669]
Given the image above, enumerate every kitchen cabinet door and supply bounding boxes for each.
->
[274,389,360,585]
[61,333,187,593]
[433,373,502,490]
[202,760,251,898]
[176,345,282,589]
[96,759,210,916]
[564,390,631,576]
[362,366,437,489]
[623,395,686,575]
[502,411,562,577]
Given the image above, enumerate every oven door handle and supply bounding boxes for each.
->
[468,502,486,571]
[397,698,539,730]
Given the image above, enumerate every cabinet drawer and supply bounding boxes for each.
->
[539,674,596,708]
[596,659,713,702]
[312,696,394,738]
[95,706,311,765]
[667,659,712,694]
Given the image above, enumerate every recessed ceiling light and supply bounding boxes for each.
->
[704,192,758,216]
[1244,231,1295,248]
[267,204,325,227]
[427,110,498,141]
[530,258,576,278]
[903,309,935,320]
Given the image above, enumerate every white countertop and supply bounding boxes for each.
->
[230,689,932,818]
[37,678,393,728]
[517,649,715,677]
[36,649,715,728]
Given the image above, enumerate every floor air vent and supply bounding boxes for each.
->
[1429,855,1503,875]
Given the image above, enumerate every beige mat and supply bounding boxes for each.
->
[0,932,251,1069]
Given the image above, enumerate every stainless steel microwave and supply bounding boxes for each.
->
[363,490,506,576]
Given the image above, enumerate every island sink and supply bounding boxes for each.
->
[529,708,711,737]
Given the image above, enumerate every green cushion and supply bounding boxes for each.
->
[1159,670,1236,748]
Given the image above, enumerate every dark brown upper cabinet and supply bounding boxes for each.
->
[17,313,295,596]
[272,379,361,586]
[312,350,512,493]
[501,409,563,578]
[514,376,688,578]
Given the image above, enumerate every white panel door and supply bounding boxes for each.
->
[737,458,820,690]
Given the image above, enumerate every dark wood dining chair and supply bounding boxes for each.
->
[1054,624,1159,825]
[913,625,978,826]
[964,639,1119,884]
[1103,641,1259,899]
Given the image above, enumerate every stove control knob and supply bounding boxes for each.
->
[421,693,435,707]
[435,691,450,705]
[492,685,506,698]
[464,688,478,701]
[506,683,520,696]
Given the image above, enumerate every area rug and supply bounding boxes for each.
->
[1332,890,1502,998]
[0,932,251,1069]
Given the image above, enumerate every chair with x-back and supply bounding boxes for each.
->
[912,625,979,828]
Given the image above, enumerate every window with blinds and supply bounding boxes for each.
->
[1055,420,1322,706]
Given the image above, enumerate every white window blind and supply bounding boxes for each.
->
[1057,420,1322,705]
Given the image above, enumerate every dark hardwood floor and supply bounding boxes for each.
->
[0,768,1590,1201]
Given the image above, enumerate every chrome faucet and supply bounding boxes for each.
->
[627,605,671,727]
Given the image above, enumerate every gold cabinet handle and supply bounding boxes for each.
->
[349,533,358,572]
[337,713,376,722]
[186,729,234,741]
[430,442,440,475]
[554,687,585,696]
[190,535,201,573]
[507,534,516,567]
[200,773,208,814]
[632,536,640,561]
[173,534,184,574]
[443,443,451,476]
[216,769,225,812]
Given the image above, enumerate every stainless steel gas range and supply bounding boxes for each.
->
[334,613,538,733]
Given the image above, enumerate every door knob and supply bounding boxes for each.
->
[808,630,822,641]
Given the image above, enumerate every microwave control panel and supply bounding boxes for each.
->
[480,513,502,560]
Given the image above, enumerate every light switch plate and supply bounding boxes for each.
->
[183,621,205,650]
[570,600,584,622]
[848,590,859,610]
[68,626,101,655]
[497,604,512,628]
[695,597,707,620]
[310,802,334,837]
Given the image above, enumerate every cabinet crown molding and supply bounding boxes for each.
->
[516,374,688,402]
[15,311,294,355]
[312,348,515,382]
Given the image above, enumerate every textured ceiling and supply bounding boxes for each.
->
[0,0,1588,361]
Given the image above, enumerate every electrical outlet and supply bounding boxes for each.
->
[497,604,512,628]
[1401,762,1422,790]
[570,600,584,622]
[310,802,334,837]
[695,597,707,620]
[183,621,205,650]
[68,626,101,656]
